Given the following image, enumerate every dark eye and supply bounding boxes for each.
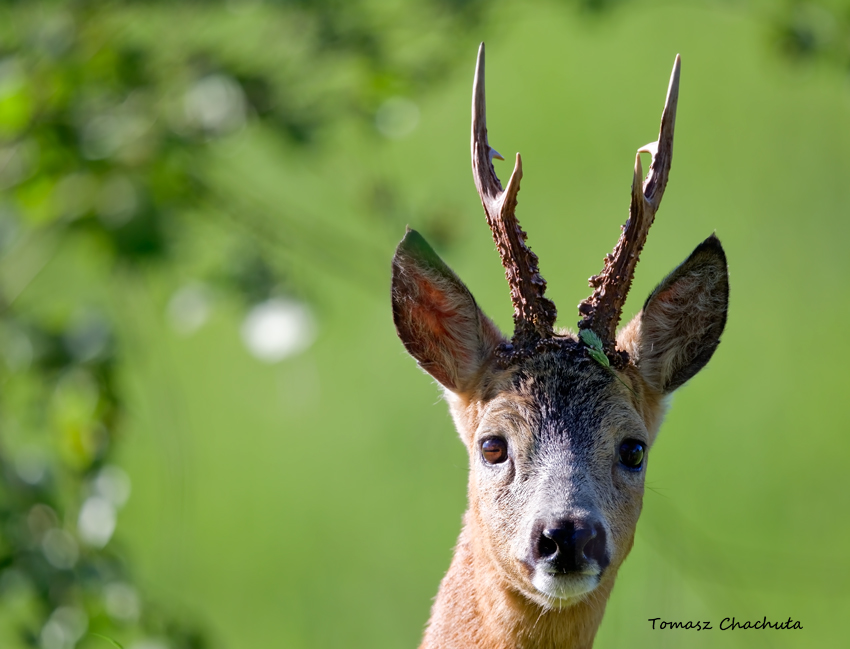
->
[481,437,508,464]
[618,439,645,471]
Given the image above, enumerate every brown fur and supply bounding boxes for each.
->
[392,231,728,649]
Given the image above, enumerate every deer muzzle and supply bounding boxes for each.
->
[524,513,611,602]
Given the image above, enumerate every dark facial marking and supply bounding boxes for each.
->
[510,343,621,457]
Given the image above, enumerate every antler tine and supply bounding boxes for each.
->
[471,43,557,347]
[578,54,681,357]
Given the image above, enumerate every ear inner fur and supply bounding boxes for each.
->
[391,228,504,394]
[630,234,729,393]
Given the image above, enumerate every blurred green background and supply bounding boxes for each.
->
[1,1,849,648]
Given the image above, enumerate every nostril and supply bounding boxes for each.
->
[538,531,560,560]
[572,527,596,558]
[534,519,609,572]
[582,523,609,568]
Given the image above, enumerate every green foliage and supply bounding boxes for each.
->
[0,1,848,648]
[773,0,850,66]
[0,0,496,646]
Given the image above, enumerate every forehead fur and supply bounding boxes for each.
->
[451,337,656,449]
[463,338,641,446]
[510,344,628,449]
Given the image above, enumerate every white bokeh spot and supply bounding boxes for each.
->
[241,298,315,363]
[77,496,116,548]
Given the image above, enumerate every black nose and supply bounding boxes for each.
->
[534,518,609,573]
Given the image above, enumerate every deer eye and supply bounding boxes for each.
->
[481,437,508,464]
[618,439,645,471]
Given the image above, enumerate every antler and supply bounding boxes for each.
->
[577,54,681,357]
[471,43,557,349]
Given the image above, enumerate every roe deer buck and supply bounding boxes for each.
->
[391,44,728,649]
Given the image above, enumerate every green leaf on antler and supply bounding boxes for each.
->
[579,329,610,368]
[580,329,638,397]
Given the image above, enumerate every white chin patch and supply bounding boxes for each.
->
[531,571,600,604]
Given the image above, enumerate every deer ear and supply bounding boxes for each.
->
[618,234,729,394]
[392,228,505,394]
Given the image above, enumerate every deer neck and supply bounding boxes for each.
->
[420,513,616,649]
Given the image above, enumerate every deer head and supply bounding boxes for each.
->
[391,44,728,649]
